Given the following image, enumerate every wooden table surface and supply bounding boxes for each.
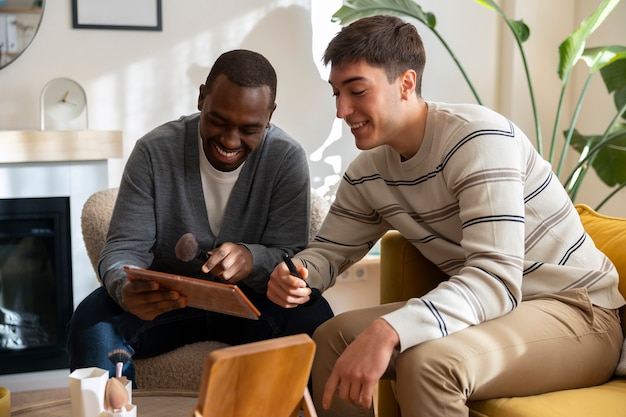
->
[13,390,199,417]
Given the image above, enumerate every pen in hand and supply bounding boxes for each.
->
[283,253,319,304]
[283,253,304,280]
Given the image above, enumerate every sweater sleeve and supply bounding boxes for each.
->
[296,154,391,293]
[99,139,158,305]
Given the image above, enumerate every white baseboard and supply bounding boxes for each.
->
[0,368,69,392]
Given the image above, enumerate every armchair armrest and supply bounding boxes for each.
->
[378,231,449,417]
[380,231,448,303]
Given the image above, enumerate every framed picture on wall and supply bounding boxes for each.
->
[72,0,162,31]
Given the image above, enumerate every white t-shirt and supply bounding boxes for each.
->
[198,134,242,235]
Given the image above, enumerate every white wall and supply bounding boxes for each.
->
[0,0,348,197]
[1,1,624,213]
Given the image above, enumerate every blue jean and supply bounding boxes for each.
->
[67,284,333,387]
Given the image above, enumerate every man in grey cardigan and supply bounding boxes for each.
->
[67,49,333,384]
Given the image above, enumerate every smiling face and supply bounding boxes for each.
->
[329,60,426,160]
[197,74,275,171]
[329,60,407,151]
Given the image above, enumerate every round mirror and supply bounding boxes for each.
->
[0,0,44,69]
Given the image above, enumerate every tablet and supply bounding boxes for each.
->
[124,266,261,320]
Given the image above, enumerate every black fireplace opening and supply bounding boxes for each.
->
[0,197,73,375]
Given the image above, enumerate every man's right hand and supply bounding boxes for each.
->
[120,280,187,320]
[323,318,399,411]
[267,260,311,308]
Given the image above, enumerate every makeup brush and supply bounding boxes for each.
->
[175,233,210,262]
[105,349,132,413]
[107,348,131,378]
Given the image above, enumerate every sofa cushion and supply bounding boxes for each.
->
[469,378,626,417]
[576,204,626,375]
[576,204,626,301]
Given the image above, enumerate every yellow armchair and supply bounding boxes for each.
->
[378,204,626,417]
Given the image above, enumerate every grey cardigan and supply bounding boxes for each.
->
[99,113,310,305]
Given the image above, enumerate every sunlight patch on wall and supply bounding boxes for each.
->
[87,0,349,196]
[311,0,341,80]
[311,118,343,200]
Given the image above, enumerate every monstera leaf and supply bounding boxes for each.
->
[570,125,626,187]
[332,0,436,28]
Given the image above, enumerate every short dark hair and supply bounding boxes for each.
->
[205,49,278,105]
[323,15,426,95]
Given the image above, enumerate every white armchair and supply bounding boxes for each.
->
[80,187,329,390]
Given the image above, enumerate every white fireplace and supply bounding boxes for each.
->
[0,130,122,391]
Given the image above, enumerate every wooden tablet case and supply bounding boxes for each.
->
[124,266,261,320]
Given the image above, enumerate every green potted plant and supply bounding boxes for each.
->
[332,0,626,209]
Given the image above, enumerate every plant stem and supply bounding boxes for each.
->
[549,78,569,165]
[430,29,483,104]
[483,1,542,154]
[556,74,593,176]
[566,141,593,200]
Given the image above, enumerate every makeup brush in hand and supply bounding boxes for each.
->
[175,233,210,262]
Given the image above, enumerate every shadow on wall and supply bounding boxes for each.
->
[187,5,356,201]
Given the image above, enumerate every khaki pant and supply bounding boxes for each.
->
[312,288,623,417]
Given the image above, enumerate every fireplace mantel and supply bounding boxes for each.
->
[0,130,123,163]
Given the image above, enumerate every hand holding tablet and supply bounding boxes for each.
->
[124,266,260,320]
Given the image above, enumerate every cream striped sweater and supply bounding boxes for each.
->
[299,101,624,351]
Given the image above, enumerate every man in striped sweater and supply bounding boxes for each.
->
[268,15,625,417]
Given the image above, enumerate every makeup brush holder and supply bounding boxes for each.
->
[69,367,109,417]
[69,367,136,417]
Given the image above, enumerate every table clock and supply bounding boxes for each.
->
[40,77,87,130]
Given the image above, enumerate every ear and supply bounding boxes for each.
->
[197,84,206,111]
[399,69,417,100]
[266,103,277,128]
